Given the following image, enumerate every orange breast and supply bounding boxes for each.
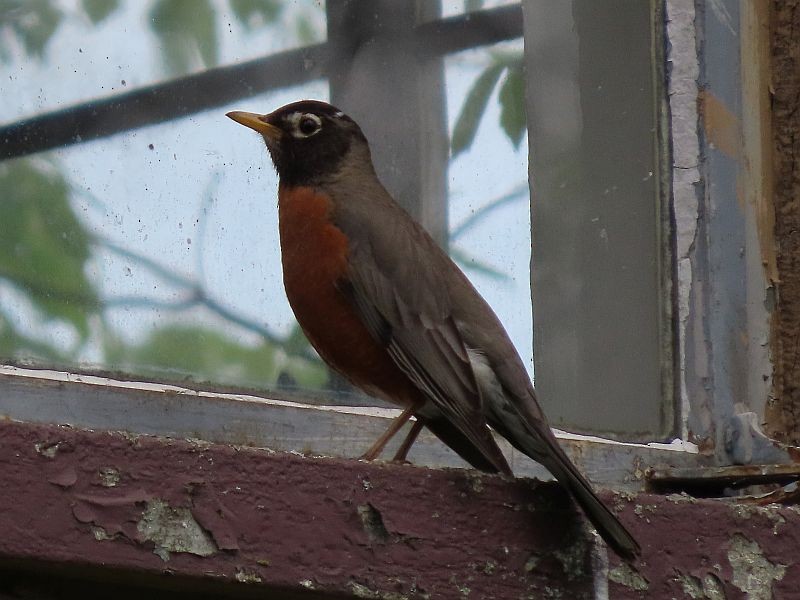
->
[278,185,420,407]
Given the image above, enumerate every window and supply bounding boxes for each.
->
[1,2,534,405]
[1,0,781,482]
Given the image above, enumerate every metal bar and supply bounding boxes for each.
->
[0,43,329,160]
[415,3,522,58]
[0,5,523,160]
[648,464,800,496]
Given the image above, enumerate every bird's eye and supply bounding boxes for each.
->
[298,115,321,136]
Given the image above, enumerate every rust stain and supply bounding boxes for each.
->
[700,90,741,159]
[740,0,778,285]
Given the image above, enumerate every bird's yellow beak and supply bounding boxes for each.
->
[226,111,282,141]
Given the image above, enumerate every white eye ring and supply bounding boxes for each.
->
[288,112,322,138]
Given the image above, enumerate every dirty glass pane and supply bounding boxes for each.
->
[0,1,330,397]
[445,41,531,376]
[441,0,519,18]
[2,0,326,120]
[0,1,531,403]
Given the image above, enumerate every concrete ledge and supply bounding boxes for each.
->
[0,419,797,599]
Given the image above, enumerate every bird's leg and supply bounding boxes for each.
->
[360,405,417,461]
[391,418,425,463]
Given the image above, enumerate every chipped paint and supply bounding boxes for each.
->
[357,503,389,544]
[608,563,648,591]
[677,573,704,598]
[727,534,786,599]
[90,525,116,541]
[349,581,410,600]
[676,572,726,600]
[553,537,589,581]
[234,568,262,584]
[136,498,218,560]
[666,0,702,440]
[13,420,800,598]
[729,503,786,535]
[34,441,61,458]
[98,466,120,487]
[700,574,726,600]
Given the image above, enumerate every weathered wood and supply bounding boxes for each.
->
[1,419,799,599]
[768,0,800,443]
[0,367,704,493]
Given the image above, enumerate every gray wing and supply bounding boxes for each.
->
[338,211,510,473]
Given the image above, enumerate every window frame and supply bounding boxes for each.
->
[0,0,786,492]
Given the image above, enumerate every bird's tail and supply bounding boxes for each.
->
[537,440,641,560]
[492,401,641,560]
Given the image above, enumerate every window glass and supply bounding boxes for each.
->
[445,41,531,376]
[0,1,531,402]
[3,0,326,120]
[441,0,519,18]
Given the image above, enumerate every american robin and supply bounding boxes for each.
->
[226,100,640,559]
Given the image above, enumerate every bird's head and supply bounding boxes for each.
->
[226,100,370,186]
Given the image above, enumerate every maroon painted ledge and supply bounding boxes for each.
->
[0,419,798,599]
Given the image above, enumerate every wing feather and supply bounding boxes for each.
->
[339,233,507,472]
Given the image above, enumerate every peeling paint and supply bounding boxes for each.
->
[553,538,588,581]
[608,563,648,591]
[700,574,726,600]
[676,572,726,600]
[357,503,389,544]
[90,525,116,541]
[677,573,704,598]
[349,581,409,600]
[464,471,485,494]
[34,441,61,458]
[136,498,217,560]
[666,0,702,440]
[729,503,786,534]
[523,555,540,573]
[665,492,697,504]
[727,534,786,599]
[13,419,787,598]
[98,467,120,487]
[481,559,497,575]
[234,568,262,584]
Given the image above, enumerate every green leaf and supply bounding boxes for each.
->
[104,324,327,391]
[294,13,318,44]
[149,0,217,75]
[0,159,98,337]
[1,0,63,58]
[498,61,527,149]
[451,62,504,157]
[229,0,281,30]
[282,322,313,356]
[0,310,67,362]
[80,0,120,24]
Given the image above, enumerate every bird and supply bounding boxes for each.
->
[226,100,640,559]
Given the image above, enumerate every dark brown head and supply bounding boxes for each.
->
[227,100,369,186]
